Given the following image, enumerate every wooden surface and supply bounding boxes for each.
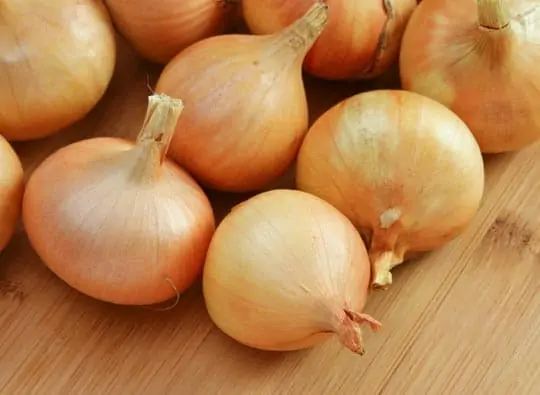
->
[1,37,540,395]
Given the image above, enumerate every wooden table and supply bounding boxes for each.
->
[1,37,539,395]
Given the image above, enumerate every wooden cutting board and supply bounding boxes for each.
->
[1,37,539,395]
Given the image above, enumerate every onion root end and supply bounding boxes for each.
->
[337,309,382,355]
[141,277,181,311]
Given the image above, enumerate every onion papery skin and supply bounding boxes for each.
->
[241,0,418,80]
[400,0,540,153]
[0,135,24,252]
[22,95,216,305]
[156,3,329,192]
[203,189,380,354]
[0,0,116,141]
[105,0,239,64]
[296,90,485,288]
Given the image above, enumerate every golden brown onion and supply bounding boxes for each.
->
[0,0,116,141]
[203,189,380,354]
[296,90,485,288]
[156,2,329,192]
[400,0,540,153]
[23,94,215,305]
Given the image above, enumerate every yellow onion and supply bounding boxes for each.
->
[241,0,418,80]
[0,0,116,141]
[296,90,485,288]
[0,135,24,252]
[156,2,329,192]
[105,0,240,63]
[203,189,381,354]
[23,94,215,305]
[400,0,540,153]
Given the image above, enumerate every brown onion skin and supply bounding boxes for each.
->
[241,0,418,80]
[156,36,308,192]
[155,3,329,192]
[0,0,116,141]
[23,137,215,305]
[399,0,540,153]
[0,135,24,252]
[296,90,485,287]
[203,189,377,353]
[105,0,239,64]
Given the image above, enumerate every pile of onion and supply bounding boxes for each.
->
[156,2,329,192]
[0,135,24,253]
[23,94,216,305]
[203,189,381,354]
[241,0,418,80]
[0,0,116,141]
[105,0,240,63]
[296,90,485,288]
[400,0,540,153]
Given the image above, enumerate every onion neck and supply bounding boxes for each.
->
[273,1,329,59]
[336,309,381,355]
[370,250,404,289]
[131,94,184,183]
[478,0,510,30]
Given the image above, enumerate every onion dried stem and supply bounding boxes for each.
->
[132,94,184,183]
[478,0,510,29]
[275,1,329,56]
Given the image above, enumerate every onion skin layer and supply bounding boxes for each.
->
[156,3,329,192]
[242,0,418,80]
[0,135,24,253]
[296,90,485,288]
[105,0,238,64]
[0,0,116,141]
[203,189,380,354]
[400,0,540,153]
[23,96,216,305]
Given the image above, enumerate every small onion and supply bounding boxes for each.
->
[241,0,418,80]
[296,90,485,288]
[0,135,24,252]
[105,0,240,64]
[400,0,540,153]
[203,189,381,355]
[23,94,215,305]
[0,0,116,141]
[156,2,329,192]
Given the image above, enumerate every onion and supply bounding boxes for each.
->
[400,0,540,153]
[241,0,418,80]
[296,90,485,288]
[203,189,381,354]
[0,0,116,141]
[0,135,24,253]
[23,94,216,305]
[105,0,239,64]
[156,2,329,192]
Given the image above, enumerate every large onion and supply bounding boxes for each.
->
[23,94,215,305]
[0,0,116,141]
[400,0,540,153]
[156,3,329,192]
[203,189,381,354]
[296,90,485,288]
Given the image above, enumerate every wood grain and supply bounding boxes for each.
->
[1,37,539,395]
